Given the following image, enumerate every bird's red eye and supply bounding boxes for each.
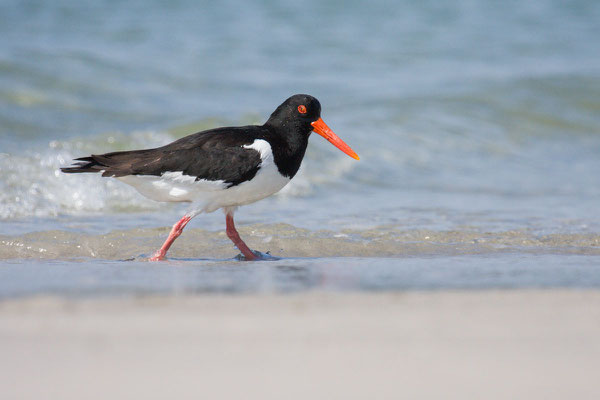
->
[298,105,307,114]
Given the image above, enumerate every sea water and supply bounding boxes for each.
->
[1,0,599,296]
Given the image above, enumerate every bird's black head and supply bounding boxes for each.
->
[265,94,322,130]
[265,94,359,160]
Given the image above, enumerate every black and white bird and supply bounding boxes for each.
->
[61,94,359,261]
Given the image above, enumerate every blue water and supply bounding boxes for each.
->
[1,1,599,296]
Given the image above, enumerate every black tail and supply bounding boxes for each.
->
[60,156,106,174]
[61,148,160,177]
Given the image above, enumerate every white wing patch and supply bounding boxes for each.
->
[118,172,227,202]
[160,171,198,183]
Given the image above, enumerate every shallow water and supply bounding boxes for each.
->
[3,222,600,259]
[1,1,599,296]
[1,222,599,297]
[2,253,600,299]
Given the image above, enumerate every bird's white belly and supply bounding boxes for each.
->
[206,158,290,211]
[117,139,291,213]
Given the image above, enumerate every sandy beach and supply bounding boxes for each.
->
[2,1,599,399]
[1,290,599,399]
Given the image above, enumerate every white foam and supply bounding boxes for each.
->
[0,131,174,220]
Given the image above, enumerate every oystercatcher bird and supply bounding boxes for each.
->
[62,94,359,261]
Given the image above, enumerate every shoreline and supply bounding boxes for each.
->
[2,290,600,399]
[2,225,600,260]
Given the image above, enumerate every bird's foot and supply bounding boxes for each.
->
[234,250,257,261]
[148,251,166,261]
[234,250,279,261]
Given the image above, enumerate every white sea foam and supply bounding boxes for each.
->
[0,131,175,219]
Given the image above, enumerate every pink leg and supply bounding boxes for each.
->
[149,215,192,261]
[225,213,257,261]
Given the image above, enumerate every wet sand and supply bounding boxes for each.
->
[2,224,600,260]
[1,290,600,399]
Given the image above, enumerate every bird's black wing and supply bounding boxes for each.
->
[61,126,266,187]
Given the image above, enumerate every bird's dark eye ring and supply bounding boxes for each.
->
[298,105,307,114]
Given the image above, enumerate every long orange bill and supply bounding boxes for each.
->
[311,118,360,160]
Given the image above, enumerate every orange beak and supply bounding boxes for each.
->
[311,118,360,160]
